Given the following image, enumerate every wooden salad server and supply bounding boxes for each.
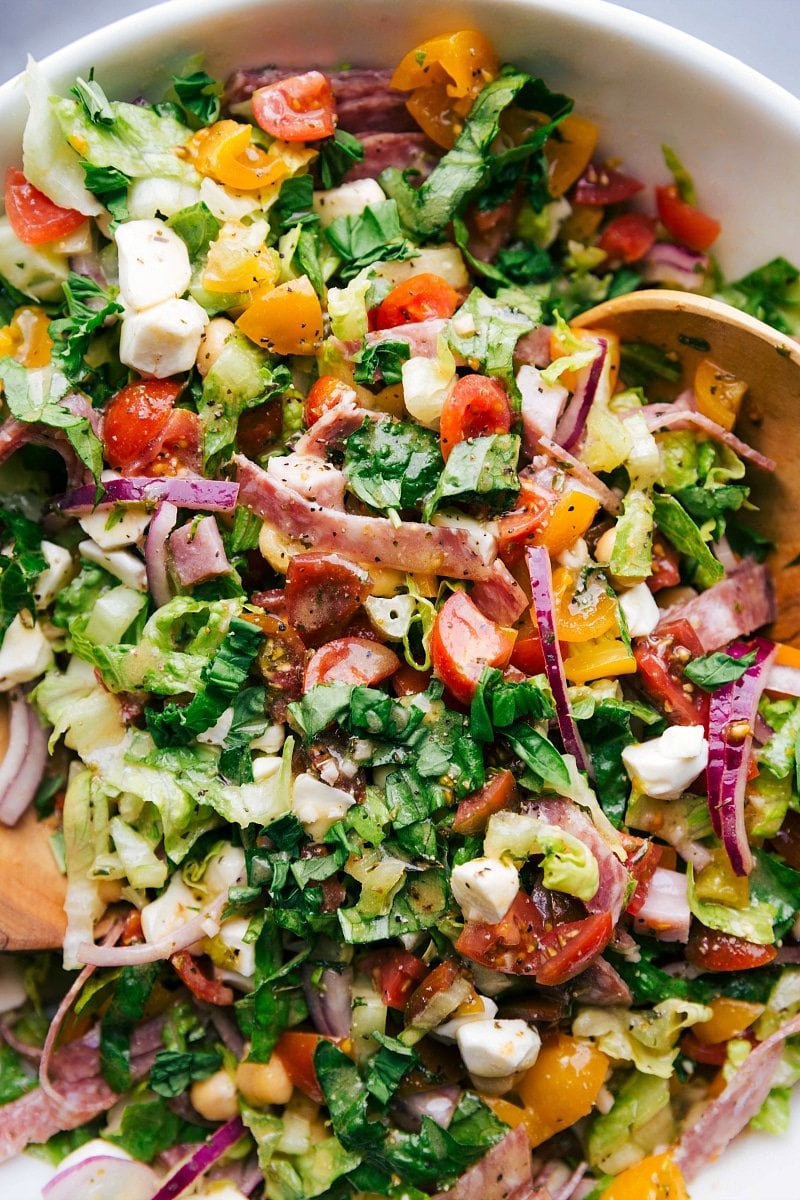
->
[574,288,800,645]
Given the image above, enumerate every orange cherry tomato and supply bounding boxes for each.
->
[4,168,87,246]
[439,374,512,461]
[392,663,433,696]
[237,276,323,355]
[452,769,518,835]
[304,375,359,427]
[304,636,400,690]
[544,113,599,199]
[252,71,336,142]
[656,183,721,252]
[275,1031,327,1102]
[374,273,461,331]
[514,1032,609,1147]
[187,120,296,191]
[103,380,181,469]
[600,1153,689,1200]
[552,566,618,643]
[430,591,516,703]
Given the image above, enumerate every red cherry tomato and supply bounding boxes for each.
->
[686,924,778,972]
[633,618,710,727]
[170,951,235,1005]
[536,912,614,986]
[647,536,681,593]
[430,591,516,703]
[623,837,664,917]
[252,71,336,142]
[573,164,644,206]
[374,273,461,331]
[439,374,512,462]
[304,375,358,428]
[392,663,433,696]
[679,1031,730,1067]
[404,959,466,1025]
[103,380,181,469]
[275,1031,327,1101]
[142,408,203,476]
[4,168,87,246]
[597,212,657,263]
[246,610,307,722]
[455,890,546,975]
[452,769,518,836]
[304,635,400,689]
[286,552,370,648]
[655,184,721,252]
[360,948,428,1010]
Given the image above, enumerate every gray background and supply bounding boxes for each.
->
[2,0,800,95]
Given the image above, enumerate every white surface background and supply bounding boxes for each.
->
[2,0,800,96]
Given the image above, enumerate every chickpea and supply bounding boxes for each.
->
[190,1069,239,1121]
[196,317,236,378]
[236,1054,293,1107]
[594,525,617,564]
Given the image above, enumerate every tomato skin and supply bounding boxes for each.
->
[5,168,86,246]
[305,635,400,689]
[361,948,428,1009]
[142,408,203,476]
[597,211,657,263]
[452,769,518,835]
[103,380,181,469]
[573,164,644,206]
[656,184,721,252]
[679,1031,730,1067]
[647,537,681,593]
[170,951,235,1006]
[392,663,433,696]
[252,71,336,141]
[304,376,358,428]
[374,273,461,331]
[276,1031,327,1102]
[236,400,283,457]
[285,552,370,648]
[686,924,778,972]
[439,374,512,461]
[430,591,516,704]
[247,609,307,721]
[623,837,663,917]
[405,959,465,1025]
[537,912,614,986]
[633,618,710,727]
[456,890,546,975]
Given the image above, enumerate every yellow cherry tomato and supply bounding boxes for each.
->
[693,357,746,431]
[545,113,599,198]
[203,223,280,294]
[563,635,637,684]
[514,1033,609,1147]
[552,565,619,643]
[0,305,52,368]
[693,997,765,1045]
[392,30,499,149]
[532,489,599,558]
[236,275,323,355]
[600,1153,689,1200]
[187,120,291,191]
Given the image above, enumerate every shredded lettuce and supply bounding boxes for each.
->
[483,810,599,901]
[573,998,712,1077]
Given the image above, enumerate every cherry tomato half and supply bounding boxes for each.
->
[305,636,400,689]
[456,890,546,975]
[439,374,512,461]
[597,212,657,263]
[430,591,516,703]
[374,272,461,331]
[304,375,358,428]
[573,164,644,206]
[276,1031,327,1101]
[633,617,709,727]
[252,71,336,142]
[452,768,518,836]
[655,184,721,252]
[536,911,614,986]
[5,168,87,246]
[686,923,778,972]
[103,380,181,469]
[360,948,428,1010]
[170,951,235,1006]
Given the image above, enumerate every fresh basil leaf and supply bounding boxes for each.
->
[470,667,554,742]
[167,201,221,259]
[608,951,712,1006]
[352,339,411,387]
[446,288,536,389]
[344,417,442,512]
[750,848,800,939]
[150,1048,222,1098]
[80,162,131,222]
[0,1042,35,1104]
[424,433,520,519]
[317,128,365,190]
[0,507,47,638]
[171,69,223,127]
[505,721,570,789]
[651,492,724,587]
[684,649,757,691]
[219,685,268,784]
[674,483,748,523]
[326,200,413,281]
[99,963,161,1092]
[108,1099,206,1162]
[273,175,319,232]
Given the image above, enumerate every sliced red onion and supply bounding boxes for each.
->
[68,254,108,286]
[526,545,591,775]
[392,1084,461,1132]
[77,892,228,967]
[43,1156,158,1200]
[640,407,775,471]
[535,1160,589,1200]
[706,637,776,876]
[145,501,178,609]
[517,364,567,457]
[537,436,621,514]
[302,964,353,1038]
[151,1117,246,1200]
[641,241,709,290]
[58,477,240,514]
[554,338,607,452]
[632,867,690,942]
[766,663,800,698]
[0,691,49,826]
[169,517,231,587]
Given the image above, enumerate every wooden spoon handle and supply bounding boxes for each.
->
[0,808,66,951]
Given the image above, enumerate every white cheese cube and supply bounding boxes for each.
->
[0,612,54,690]
[250,722,286,754]
[79,504,151,551]
[292,772,355,840]
[33,540,75,609]
[119,297,208,379]
[140,874,201,944]
[618,581,660,638]
[437,994,498,1041]
[450,857,519,925]
[78,540,147,591]
[313,179,386,226]
[115,218,191,311]
[622,724,709,800]
[456,1019,541,1078]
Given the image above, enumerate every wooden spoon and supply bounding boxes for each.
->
[573,288,800,644]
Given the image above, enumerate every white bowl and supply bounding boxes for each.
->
[1,1,800,1197]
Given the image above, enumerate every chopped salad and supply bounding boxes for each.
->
[2,26,800,1200]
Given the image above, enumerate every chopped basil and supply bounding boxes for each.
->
[325,199,413,280]
[343,417,443,513]
[684,650,757,691]
[352,339,411,387]
[424,433,520,519]
[651,491,724,587]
